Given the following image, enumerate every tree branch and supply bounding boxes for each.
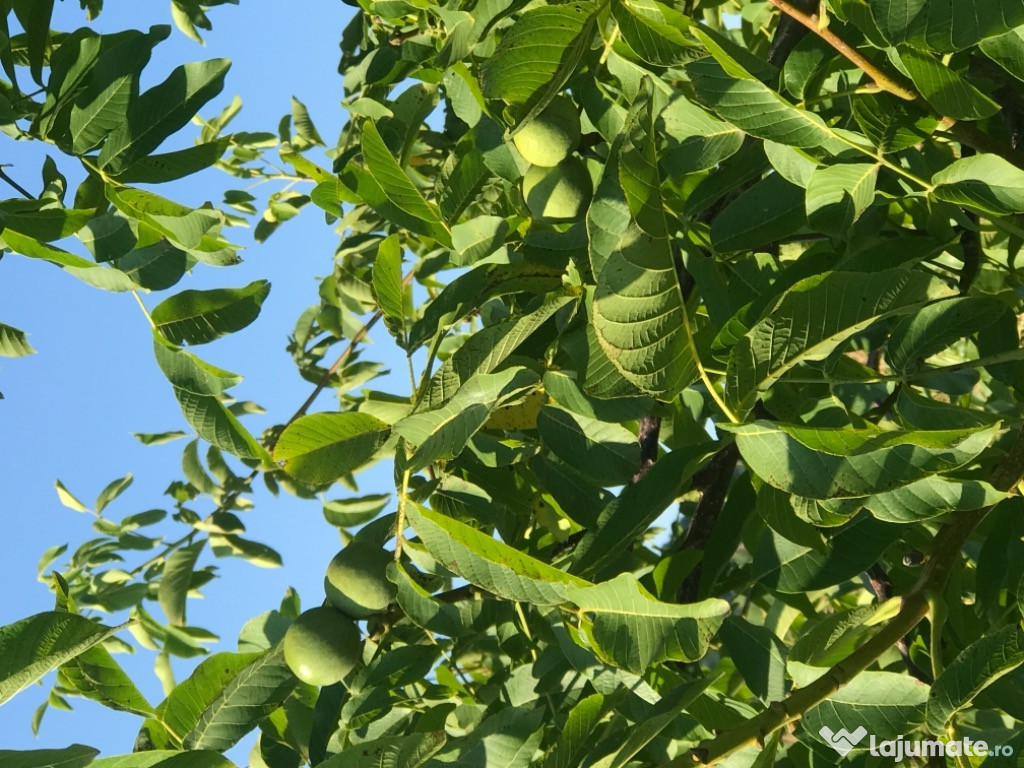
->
[764,0,916,100]
[676,442,740,603]
[679,425,1024,766]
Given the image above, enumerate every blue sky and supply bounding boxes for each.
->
[0,0,412,756]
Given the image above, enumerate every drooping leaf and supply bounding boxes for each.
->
[0,612,127,705]
[730,420,999,499]
[931,153,1024,216]
[870,0,1024,52]
[0,323,36,357]
[406,503,589,605]
[0,745,99,768]
[566,574,729,673]
[274,413,391,486]
[98,58,231,174]
[159,646,296,752]
[926,625,1024,734]
[479,2,599,109]
[158,541,205,627]
[593,226,698,398]
[315,730,446,768]
[726,269,953,413]
[151,281,271,346]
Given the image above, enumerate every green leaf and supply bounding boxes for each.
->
[173,388,270,462]
[160,646,296,752]
[658,94,744,177]
[408,262,564,350]
[0,323,35,357]
[98,59,231,174]
[90,752,237,768]
[613,0,700,67]
[314,730,446,768]
[58,642,153,717]
[981,26,1024,82]
[870,0,1024,52]
[428,706,543,768]
[290,96,324,147]
[273,412,391,485]
[115,139,232,184]
[12,0,53,85]
[395,368,539,472]
[805,163,879,237]
[798,665,929,746]
[926,625,1024,734]
[544,693,607,768]
[711,173,806,252]
[607,678,715,768]
[406,503,590,605]
[753,516,901,593]
[537,405,640,487]
[593,226,698,398]
[2,208,96,243]
[897,47,999,121]
[158,541,205,627]
[153,337,242,396]
[450,215,508,266]
[372,234,404,322]
[817,476,1007,523]
[566,574,729,673]
[389,561,465,637]
[931,153,1024,216]
[0,745,98,768]
[0,612,127,705]
[726,269,953,413]
[95,473,133,514]
[0,231,140,292]
[730,420,999,499]
[208,535,282,568]
[152,281,271,346]
[687,58,832,148]
[360,121,450,246]
[887,296,1005,373]
[323,494,391,528]
[479,2,598,108]
[426,296,572,409]
[719,617,788,702]
[69,27,168,154]
[55,480,90,513]
[852,93,937,153]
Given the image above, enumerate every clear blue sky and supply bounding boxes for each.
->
[0,1,408,756]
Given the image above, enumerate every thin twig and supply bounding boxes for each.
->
[0,167,33,199]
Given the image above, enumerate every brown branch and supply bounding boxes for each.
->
[278,269,416,437]
[765,0,916,101]
[866,563,929,682]
[767,0,816,69]
[676,442,740,603]
[632,416,662,483]
[680,424,1024,766]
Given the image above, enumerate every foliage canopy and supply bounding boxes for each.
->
[5,0,1024,766]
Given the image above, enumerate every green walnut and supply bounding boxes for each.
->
[324,541,396,619]
[283,607,362,686]
[512,96,581,167]
[522,158,593,222]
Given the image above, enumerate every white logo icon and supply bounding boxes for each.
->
[819,726,868,756]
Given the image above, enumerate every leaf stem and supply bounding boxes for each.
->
[681,304,738,423]
[132,291,156,329]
